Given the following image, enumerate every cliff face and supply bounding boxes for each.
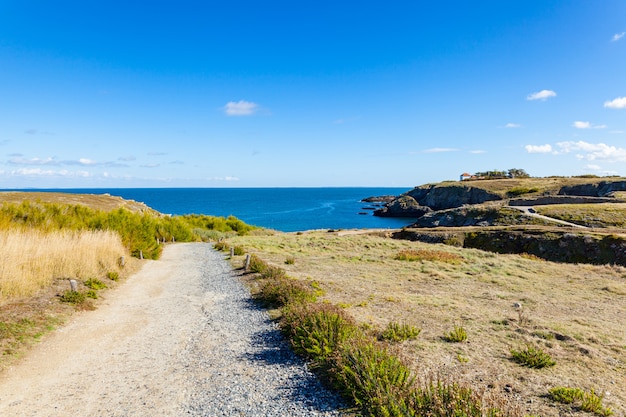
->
[374,183,502,217]
[558,181,626,197]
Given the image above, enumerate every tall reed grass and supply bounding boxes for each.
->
[0,229,126,301]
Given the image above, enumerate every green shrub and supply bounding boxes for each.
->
[84,278,107,290]
[549,387,613,416]
[281,302,357,363]
[248,254,268,274]
[107,271,119,281]
[334,341,415,416]
[511,345,555,368]
[380,322,421,342]
[506,187,539,197]
[408,380,505,417]
[233,245,245,256]
[85,289,98,299]
[60,290,86,304]
[258,276,317,307]
[443,325,468,343]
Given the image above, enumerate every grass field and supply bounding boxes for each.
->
[536,203,626,228]
[229,230,626,416]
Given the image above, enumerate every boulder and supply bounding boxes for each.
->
[373,196,432,218]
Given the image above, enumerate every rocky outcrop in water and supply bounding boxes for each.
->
[373,195,432,218]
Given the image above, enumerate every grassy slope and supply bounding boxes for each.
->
[229,231,626,417]
[433,176,626,197]
[0,191,157,214]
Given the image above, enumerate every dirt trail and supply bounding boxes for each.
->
[0,243,343,416]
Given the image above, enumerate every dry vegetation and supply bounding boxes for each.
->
[437,176,626,197]
[0,191,156,214]
[0,229,126,300]
[536,203,626,228]
[229,230,626,416]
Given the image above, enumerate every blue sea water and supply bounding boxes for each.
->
[11,188,415,232]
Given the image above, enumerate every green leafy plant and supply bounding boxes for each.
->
[106,271,119,281]
[380,321,421,342]
[84,278,107,290]
[549,387,613,416]
[281,302,356,363]
[59,290,86,304]
[511,345,555,368]
[258,276,317,307]
[85,289,98,299]
[443,325,468,343]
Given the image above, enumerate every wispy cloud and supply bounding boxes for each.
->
[8,157,58,166]
[527,90,556,101]
[556,141,626,162]
[612,32,625,42]
[8,168,91,178]
[572,121,606,129]
[118,155,136,162]
[604,97,626,109]
[24,129,54,135]
[223,100,259,116]
[504,123,521,128]
[140,163,161,168]
[469,150,487,154]
[207,176,240,182]
[525,144,552,153]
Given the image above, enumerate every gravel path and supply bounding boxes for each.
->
[0,243,346,416]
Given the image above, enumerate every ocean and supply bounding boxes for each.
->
[14,187,415,232]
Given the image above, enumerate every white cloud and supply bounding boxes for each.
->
[10,168,92,178]
[8,157,58,165]
[525,144,552,153]
[612,32,625,42]
[609,130,624,134]
[527,90,557,101]
[585,164,601,170]
[469,150,487,154]
[79,158,97,165]
[573,121,606,129]
[556,141,626,162]
[505,123,521,128]
[223,100,259,116]
[604,97,626,109]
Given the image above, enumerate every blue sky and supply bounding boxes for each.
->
[1,1,625,188]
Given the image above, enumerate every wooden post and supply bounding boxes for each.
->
[230,247,234,258]
[172,237,175,243]
[140,250,144,260]
[156,238,160,245]
[119,256,125,267]
[245,254,251,271]
[69,279,78,292]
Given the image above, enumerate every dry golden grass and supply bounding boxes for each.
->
[0,229,127,301]
[230,230,626,416]
[537,203,626,228]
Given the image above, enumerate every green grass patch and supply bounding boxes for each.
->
[84,278,107,290]
[511,345,555,368]
[443,325,468,343]
[380,321,421,342]
[549,387,613,416]
[59,290,86,304]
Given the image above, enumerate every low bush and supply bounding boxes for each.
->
[511,345,555,368]
[334,340,416,416]
[59,290,86,304]
[281,302,357,364]
[107,271,119,281]
[380,321,421,342]
[395,249,463,264]
[258,276,317,307]
[213,241,228,251]
[84,278,107,290]
[549,387,613,416]
[443,325,468,343]
[233,245,245,256]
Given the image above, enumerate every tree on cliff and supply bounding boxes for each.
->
[507,168,530,178]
